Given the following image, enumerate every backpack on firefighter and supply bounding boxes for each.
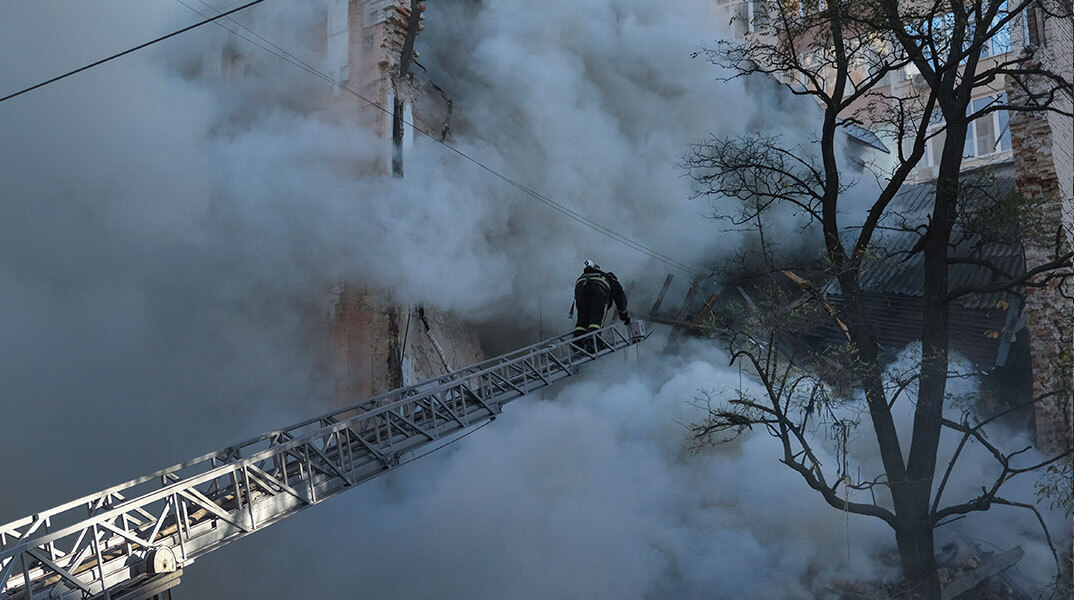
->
[570,260,630,353]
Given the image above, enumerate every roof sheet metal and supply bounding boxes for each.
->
[836,178,1023,310]
[843,123,891,154]
[813,293,1009,366]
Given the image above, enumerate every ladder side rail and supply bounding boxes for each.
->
[167,393,510,566]
[3,325,607,556]
[0,345,565,565]
[0,492,179,599]
[2,352,622,596]
[1,325,644,599]
[0,331,583,541]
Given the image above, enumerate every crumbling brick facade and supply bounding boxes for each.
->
[1005,1,1073,454]
[326,0,485,399]
[331,287,484,398]
[212,1,485,401]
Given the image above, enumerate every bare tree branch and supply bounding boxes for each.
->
[947,251,1073,300]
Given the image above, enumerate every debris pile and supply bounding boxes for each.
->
[830,536,1034,600]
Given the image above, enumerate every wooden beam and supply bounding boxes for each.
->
[691,293,719,326]
[668,275,703,342]
[648,274,674,316]
[647,314,716,332]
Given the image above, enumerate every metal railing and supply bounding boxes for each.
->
[0,323,647,600]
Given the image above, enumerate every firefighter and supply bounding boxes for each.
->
[572,260,629,350]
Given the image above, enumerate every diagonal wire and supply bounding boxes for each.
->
[0,0,270,104]
[176,0,709,279]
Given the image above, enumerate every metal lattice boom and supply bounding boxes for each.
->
[0,323,647,600]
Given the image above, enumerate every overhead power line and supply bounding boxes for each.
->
[0,0,706,278]
[178,0,709,279]
[0,0,270,104]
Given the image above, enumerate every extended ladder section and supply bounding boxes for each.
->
[0,323,648,600]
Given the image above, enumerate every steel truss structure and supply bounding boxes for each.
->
[0,323,647,600]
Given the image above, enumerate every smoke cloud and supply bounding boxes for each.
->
[179,340,1069,599]
[0,0,1065,598]
[180,338,893,599]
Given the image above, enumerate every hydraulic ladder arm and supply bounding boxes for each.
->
[0,322,648,600]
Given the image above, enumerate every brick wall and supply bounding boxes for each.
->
[330,2,484,402]
[1042,3,1073,232]
[331,285,485,400]
[333,285,402,399]
[1005,3,1073,453]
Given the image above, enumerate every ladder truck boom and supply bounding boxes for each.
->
[0,323,648,600]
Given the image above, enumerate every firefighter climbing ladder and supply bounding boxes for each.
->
[0,323,648,600]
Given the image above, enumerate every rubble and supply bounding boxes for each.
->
[831,537,1034,600]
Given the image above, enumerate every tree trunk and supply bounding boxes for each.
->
[894,516,941,599]
[391,94,405,178]
[895,107,969,600]
[838,268,942,598]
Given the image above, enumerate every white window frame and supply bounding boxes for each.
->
[747,0,766,33]
[798,0,827,18]
[905,127,945,168]
[980,25,1013,57]
[964,95,1012,159]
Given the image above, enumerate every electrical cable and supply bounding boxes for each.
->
[0,0,270,104]
[175,0,709,279]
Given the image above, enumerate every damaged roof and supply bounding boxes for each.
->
[837,177,1024,311]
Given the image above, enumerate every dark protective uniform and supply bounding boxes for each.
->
[573,266,629,338]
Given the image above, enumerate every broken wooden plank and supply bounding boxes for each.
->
[691,293,719,326]
[941,545,1024,600]
[647,314,716,332]
[668,275,703,342]
[648,274,674,316]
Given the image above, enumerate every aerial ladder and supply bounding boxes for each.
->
[0,323,648,600]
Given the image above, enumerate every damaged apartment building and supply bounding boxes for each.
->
[199,0,485,402]
[714,0,1072,452]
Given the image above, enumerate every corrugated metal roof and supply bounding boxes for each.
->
[811,293,1008,366]
[834,178,1023,310]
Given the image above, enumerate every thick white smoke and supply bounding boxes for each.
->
[841,344,1072,587]
[168,0,844,323]
[178,341,1068,598]
[0,0,1064,598]
[0,0,793,535]
[181,338,896,599]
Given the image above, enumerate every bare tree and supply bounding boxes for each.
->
[686,0,1072,596]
